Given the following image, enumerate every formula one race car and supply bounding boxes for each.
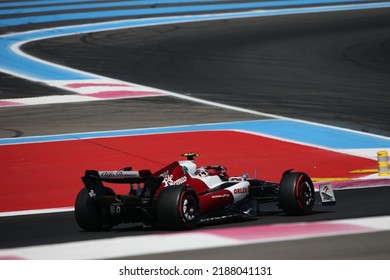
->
[75,153,336,231]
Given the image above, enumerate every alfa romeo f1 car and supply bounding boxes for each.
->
[75,153,336,231]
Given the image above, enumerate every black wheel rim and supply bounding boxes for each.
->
[297,179,314,211]
[181,194,198,224]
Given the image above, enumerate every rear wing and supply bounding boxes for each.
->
[82,169,151,183]
[81,169,152,196]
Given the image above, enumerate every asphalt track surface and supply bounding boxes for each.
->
[2,8,390,137]
[1,4,390,259]
[1,187,390,259]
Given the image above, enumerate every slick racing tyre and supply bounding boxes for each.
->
[75,187,115,231]
[157,185,200,230]
[279,171,315,215]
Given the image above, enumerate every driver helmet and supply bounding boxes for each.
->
[194,168,209,177]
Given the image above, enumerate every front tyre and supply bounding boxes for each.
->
[157,185,199,230]
[279,172,315,215]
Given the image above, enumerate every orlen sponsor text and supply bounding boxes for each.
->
[233,187,247,194]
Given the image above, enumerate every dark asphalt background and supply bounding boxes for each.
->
[1,187,390,259]
[17,8,390,137]
[0,8,390,259]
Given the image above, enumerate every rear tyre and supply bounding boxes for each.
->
[279,172,315,215]
[74,187,114,231]
[157,185,199,230]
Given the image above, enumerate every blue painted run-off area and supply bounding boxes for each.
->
[0,0,366,23]
[1,1,390,81]
[1,120,390,149]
